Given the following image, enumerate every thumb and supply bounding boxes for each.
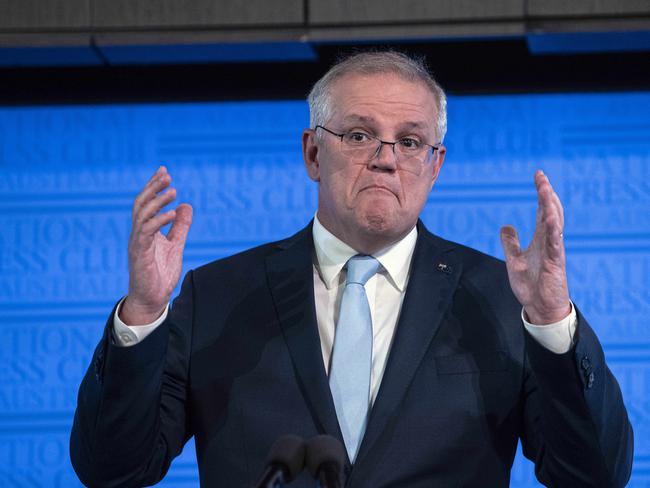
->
[500,225,522,261]
[168,203,193,244]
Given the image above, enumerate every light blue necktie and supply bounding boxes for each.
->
[329,254,380,462]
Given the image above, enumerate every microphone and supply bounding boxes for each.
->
[306,435,346,488]
[254,434,306,488]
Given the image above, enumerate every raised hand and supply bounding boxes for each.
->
[500,170,571,325]
[120,166,193,325]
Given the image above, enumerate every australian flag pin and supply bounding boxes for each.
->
[437,262,452,274]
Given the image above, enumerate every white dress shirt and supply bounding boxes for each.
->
[114,217,577,400]
[311,216,417,404]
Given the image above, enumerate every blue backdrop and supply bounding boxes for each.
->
[0,92,648,487]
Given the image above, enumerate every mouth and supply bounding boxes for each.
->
[360,185,396,196]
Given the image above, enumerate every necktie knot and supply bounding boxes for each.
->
[346,255,380,286]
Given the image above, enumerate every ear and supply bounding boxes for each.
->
[428,145,446,190]
[302,129,321,182]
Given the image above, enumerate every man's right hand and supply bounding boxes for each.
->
[120,166,193,326]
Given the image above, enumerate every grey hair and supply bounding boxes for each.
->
[307,51,447,143]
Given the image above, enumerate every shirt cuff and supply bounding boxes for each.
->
[522,302,577,354]
[112,297,169,347]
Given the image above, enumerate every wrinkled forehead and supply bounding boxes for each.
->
[327,72,439,130]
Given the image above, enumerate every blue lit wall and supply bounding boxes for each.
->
[0,93,648,487]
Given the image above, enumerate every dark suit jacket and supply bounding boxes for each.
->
[70,222,633,487]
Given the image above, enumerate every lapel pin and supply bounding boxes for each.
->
[437,263,452,274]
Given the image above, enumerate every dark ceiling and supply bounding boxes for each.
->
[1,38,648,105]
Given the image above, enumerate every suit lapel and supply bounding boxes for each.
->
[355,224,463,464]
[265,223,342,439]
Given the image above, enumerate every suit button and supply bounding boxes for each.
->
[587,372,595,389]
[581,357,591,371]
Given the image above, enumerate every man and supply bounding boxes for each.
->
[71,51,633,487]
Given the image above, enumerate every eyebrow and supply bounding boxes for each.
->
[341,114,430,131]
[341,114,376,125]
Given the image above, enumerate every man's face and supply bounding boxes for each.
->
[303,72,446,250]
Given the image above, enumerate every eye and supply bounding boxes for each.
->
[398,138,422,150]
[345,131,372,144]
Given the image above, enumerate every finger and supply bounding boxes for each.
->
[538,201,562,251]
[537,171,563,222]
[543,174,565,230]
[141,208,177,236]
[534,171,561,231]
[167,203,193,244]
[149,165,167,182]
[534,171,565,246]
[138,166,168,199]
[135,187,177,227]
[140,166,167,195]
[535,170,554,210]
[133,170,172,218]
[550,188,564,229]
[544,213,564,257]
[538,204,563,260]
[135,170,170,211]
[500,225,522,261]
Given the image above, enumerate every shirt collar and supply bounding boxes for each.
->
[312,213,417,292]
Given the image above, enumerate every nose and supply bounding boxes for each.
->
[369,141,398,171]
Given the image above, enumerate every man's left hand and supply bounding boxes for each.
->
[500,170,571,325]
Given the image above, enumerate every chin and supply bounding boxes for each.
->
[358,206,401,237]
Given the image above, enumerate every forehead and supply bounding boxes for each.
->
[328,72,437,130]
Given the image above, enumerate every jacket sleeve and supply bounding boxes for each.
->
[520,307,634,487]
[70,271,195,487]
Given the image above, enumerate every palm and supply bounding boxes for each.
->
[500,171,570,324]
[131,231,185,306]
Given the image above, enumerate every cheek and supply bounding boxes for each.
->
[397,177,431,209]
[410,184,433,212]
[320,169,357,209]
[335,166,366,198]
